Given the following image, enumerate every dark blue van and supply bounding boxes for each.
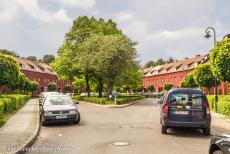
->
[160,88,211,135]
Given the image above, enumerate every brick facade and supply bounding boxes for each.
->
[143,54,229,95]
[15,57,72,93]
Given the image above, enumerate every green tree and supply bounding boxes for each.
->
[116,62,143,92]
[180,72,198,88]
[64,85,73,93]
[147,85,154,92]
[30,81,39,97]
[52,16,123,97]
[210,38,230,82]
[48,82,57,91]
[43,54,55,64]
[74,78,85,93]
[0,49,18,57]
[0,54,20,96]
[144,60,156,68]
[26,56,37,61]
[193,64,216,93]
[90,35,137,96]
[164,83,173,91]
[17,73,26,91]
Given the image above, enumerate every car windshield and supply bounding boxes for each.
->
[169,92,205,108]
[44,95,74,106]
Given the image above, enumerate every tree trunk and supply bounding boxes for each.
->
[208,88,211,95]
[85,74,90,97]
[107,78,114,97]
[98,77,103,98]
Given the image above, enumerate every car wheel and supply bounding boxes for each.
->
[203,128,210,135]
[212,150,223,154]
[74,113,81,124]
[161,125,167,134]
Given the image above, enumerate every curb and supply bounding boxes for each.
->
[16,100,41,154]
[79,98,146,108]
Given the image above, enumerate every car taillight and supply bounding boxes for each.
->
[162,101,169,120]
[163,101,169,113]
[205,102,211,125]
[205,102,210,114]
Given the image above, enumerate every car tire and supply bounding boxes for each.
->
[203,128,210,135]
[74,113,81,124]
[212,150,223,154]
[161,125,167,134]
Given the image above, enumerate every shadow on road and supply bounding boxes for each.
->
[167,127,211,139]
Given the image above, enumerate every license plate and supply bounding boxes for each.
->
[56,115,67,119]
[174,111,189,115]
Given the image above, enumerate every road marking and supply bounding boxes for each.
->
[58,133,62,137]
[112,141,130,146]
[120,125,133,128]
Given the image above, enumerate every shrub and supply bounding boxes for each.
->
[207,95,230,117]
[0,94,30,126]
[164,83,173,91]
[147,85,154,92]
[72,95,144,105]
[48,82,57,91]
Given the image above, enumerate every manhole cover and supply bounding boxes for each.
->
[112,141,130,146]
[120,125,133,128]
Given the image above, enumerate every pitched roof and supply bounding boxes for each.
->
[15,57,56,75]
[144,54,209,77]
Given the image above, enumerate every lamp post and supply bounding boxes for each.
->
[204,27,218,111]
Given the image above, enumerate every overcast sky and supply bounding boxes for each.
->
[0,0,230,64]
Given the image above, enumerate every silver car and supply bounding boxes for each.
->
[40,94,80,126]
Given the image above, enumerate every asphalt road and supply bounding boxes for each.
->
[27,98,211,154]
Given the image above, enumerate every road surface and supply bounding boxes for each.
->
[27,98,210,154]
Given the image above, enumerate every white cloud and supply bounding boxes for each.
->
[115,11,134,22]
[0,0,72,24]
[55,0,95,9]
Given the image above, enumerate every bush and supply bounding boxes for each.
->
[0,94,30,126]
[207,95,230,117]
[48,82,57,91]
[72,95,145,105]
[164,83,173,91]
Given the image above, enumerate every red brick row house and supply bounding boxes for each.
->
[15,57,72,93]
[143,54,229,95]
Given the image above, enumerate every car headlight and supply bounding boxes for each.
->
[69,110,77,114]
[44,111,52,115]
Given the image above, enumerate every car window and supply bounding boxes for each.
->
[44,96,74,106]
[169,92,204,108]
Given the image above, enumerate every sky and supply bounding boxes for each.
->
[0,0,230,65]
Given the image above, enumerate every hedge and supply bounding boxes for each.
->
[207,95,230,117]
[72,95,145,105]
[0,94,30,126]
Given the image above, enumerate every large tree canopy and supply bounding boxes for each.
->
[0,54,20,93]
[43,54,55,64]
[52,16,131,97]
[210,38,230,82]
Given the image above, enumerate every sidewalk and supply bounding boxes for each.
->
[211,111,230,135]
[0,99,40,154]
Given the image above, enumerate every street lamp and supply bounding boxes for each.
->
[204,27,218,111]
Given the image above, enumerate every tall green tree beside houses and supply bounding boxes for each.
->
[210,38,230,82]
[52,16,123,97]
[180,72,198,88]
[0,54,20,96]
[193,64,216,94]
